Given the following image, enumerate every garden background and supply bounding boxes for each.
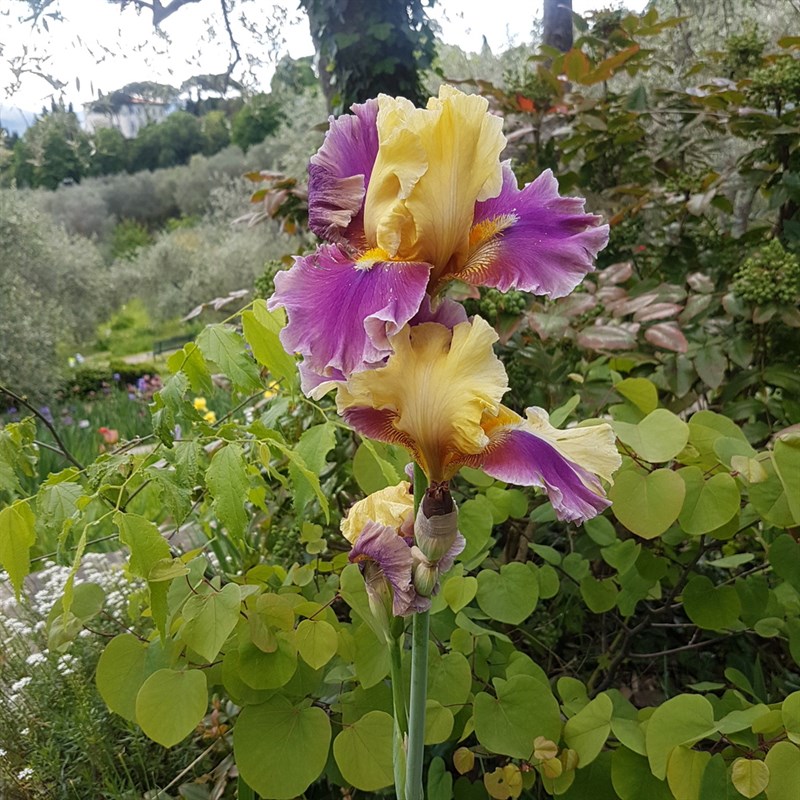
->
[1,1,800,798]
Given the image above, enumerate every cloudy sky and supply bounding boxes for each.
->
[1,0,648,111]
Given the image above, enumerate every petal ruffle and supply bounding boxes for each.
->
[341,481,413,544]
[349,520,425,616]
[457,165,609,298]
[308,99,379,244]
[337,317,508,481]
[364,86,506,276]
[476,407,620,524]
[269,244,431,379]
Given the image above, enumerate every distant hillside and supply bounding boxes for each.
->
[0,106,37,135]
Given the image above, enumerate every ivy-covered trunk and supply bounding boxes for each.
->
[300,0,436,114]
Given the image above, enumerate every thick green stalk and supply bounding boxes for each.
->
[390,635,408,800]
[406,462,429,800]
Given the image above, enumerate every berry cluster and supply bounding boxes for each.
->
[463,288,529,324]
[732,240,800,305]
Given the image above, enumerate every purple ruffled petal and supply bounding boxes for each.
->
[463,165,609,299]
[480,428,611,524]
[350,520,426,616]
[298,362,345,398]
[269,244,431,378]
[410,295,469,329]
[308,99,380,244]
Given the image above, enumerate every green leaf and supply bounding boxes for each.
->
[563,692,613,766]
[612,747,673,800]
[645,694,716,779]
[241,300,297,385]
[37,480,83,539]
[476,562,538,624]
[683,575,741,631]
[295,619,338,670]
[549,394,581,428]
[115,512,170,579]
[764,741,800,800]
[95,633,149,722]
[238,634,298,689]
[609,467,685,539]
[167,342,213,395]
[235,696,331,799]
[333,710,394,791]
[678,467,740,535]
[181,583,241,662]
[474,675,561,759]
[666,745,711,800]
[768,535,800,593]
[562,751,616,799]
[688,411,748,470]
[291,423,336,516]
[353,622,390,688]
[0,499,35,599]
[615,378,658,414]
[428,651,472,708]
[458,495,495,563]
[135,668,207,747]
[443,575,478,613]
[263,439,330,523]
[206,443,250,541]
[428,756,454,800]
[352,440,403,494]
[580,576,618,613]
[196,323,262,391]
[773,437,800,524]
[425,699,454,744]
[699,754,739,800]
[151,371,190,447]
[731,757,770,798]
[614,409,689,463]
[782,691,800,745]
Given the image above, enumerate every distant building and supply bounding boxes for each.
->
[82,96,177,138]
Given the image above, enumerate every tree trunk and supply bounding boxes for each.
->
[543,0,573,52]
[300,0,436,115]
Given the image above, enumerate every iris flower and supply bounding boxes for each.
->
[341,482,464,619]
[336,317,621,524]
[269,85,609,384]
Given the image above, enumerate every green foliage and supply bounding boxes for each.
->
[231,94,285,151]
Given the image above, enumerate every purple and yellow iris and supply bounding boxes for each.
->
[337,317,621,524]
[269,85,609,383]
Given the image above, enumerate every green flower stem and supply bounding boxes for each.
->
[406,609,429,800]
[406,462,429,800]
[390,634,408,800]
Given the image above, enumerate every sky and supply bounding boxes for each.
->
[1,0,649,113]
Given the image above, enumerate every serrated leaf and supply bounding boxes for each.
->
[115,512,170,579]
[290,424,336,516]
[0,500,36,599]
[167,342,213,395]
[207,443,250,540]
[241,300,296,385]
[262,440,329,523]
[196,324,261,391]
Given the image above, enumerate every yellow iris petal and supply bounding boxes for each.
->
[337,317,508,482]
[363,86,506,280]
[340,481,414,545]
[519,408,621,484]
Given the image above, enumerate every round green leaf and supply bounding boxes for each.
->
[678,467,740,535]
[428,651,472,707]
[295,619,338,670]
[782,691,800,745]
[476,562,539,624]
[236,696,332,799]
[611,747,673,800]
[333,710,394,791]
[474,675,561,760]
[459,495,495,563]
[238,634,298,689]
[667,746,711,800]
[580,576,619,613]
[610,468,685,539]
[683,575,742,631]
[538,564,560,599]
[425,699,455,744]
[181,583,241,662]
[135,668,207,747]
[614,377,659,414]
[614,408,689,462]
[443,575,478,613]
[563,692,613,766]
[96,633,148,722]
[645,694,716,779]
[731,758,770,798]
[764,742,800,800]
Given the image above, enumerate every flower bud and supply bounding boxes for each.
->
[361,561,395,642]
[411,550,439,597]
[414,483,459,562]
